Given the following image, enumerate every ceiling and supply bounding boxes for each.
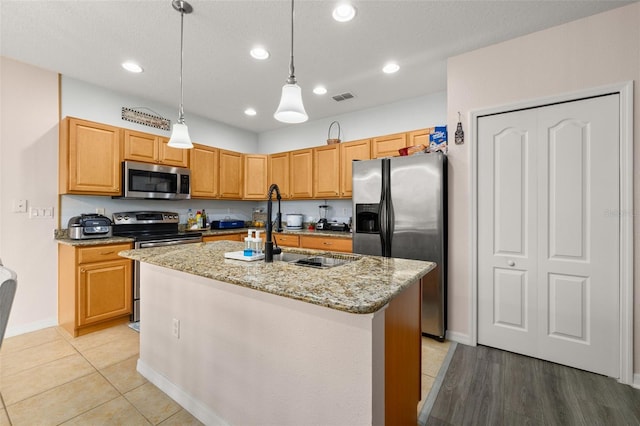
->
[0,0,632,133]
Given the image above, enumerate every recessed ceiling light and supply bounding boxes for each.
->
[332,3,356,22]
[244,108,257,116]
[250,47,270,60]
[122,61,143,73]
[313,86,328,95]
[382,62,400,74]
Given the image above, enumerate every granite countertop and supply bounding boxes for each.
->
[119,240,434,315]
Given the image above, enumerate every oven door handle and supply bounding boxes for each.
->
[137,238,202,249]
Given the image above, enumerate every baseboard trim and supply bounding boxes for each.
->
[137,358,229,426]
[445,330,473,346]
[4,317,58,338]
[633,373,640,389]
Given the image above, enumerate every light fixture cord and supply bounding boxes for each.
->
[178,6,185,123]
[287,0,296,84]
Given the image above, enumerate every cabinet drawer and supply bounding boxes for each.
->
[275,234,300,247]
[78,243,132,264]
[300,236,352,253]
[204,233,242,242]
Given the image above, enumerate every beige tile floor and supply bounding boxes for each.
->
[0,325,449,425]
[418,336,451,413]
[0,324,203,426]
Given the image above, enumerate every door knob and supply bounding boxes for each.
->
[507,260,515,267]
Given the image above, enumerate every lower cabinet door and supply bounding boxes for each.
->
[78,259,132,326]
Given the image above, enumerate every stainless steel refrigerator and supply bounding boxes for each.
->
[352,153,446,340]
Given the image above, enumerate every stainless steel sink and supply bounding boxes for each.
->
[274,252,360,269]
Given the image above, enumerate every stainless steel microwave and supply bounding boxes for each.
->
[117,161,191,200]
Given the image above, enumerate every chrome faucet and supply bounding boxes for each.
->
[265,183,283,262]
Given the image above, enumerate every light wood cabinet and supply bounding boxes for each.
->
[58,243,133,337]
[243,154,268,200]
[190,144,219,198]
[219,149,243,199]
[313,145,341,198]
[123,129,188,167]
[289,148,313,199]
[59,117,121,195]
[268,152,291,199]
[274,233,300,247]
[339,139,371,197]
[299,235,352,253]
[408,128,431,148]
[203,233,243,242]
[371,132,408,158]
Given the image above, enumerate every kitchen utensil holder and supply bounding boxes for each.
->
[327,121,341,144]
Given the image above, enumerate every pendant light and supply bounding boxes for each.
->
[274,0,308,124]
[168,0,194,149]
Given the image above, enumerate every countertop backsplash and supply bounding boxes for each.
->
[60,195,353,228]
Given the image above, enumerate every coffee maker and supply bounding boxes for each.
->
[316,204,330,230]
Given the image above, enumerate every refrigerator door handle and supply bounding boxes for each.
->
[378,186,387,255]
[380,158,393,257]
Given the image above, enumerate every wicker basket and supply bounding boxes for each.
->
[327,121,341,145]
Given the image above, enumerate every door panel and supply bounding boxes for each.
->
[478,109,537,356]
[536,95,619,376]
[478,94,620,377]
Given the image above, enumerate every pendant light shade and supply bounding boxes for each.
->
[274,83,308,123]
[274,0,308,124]
[168,122,192,148]
[168,0,193,149]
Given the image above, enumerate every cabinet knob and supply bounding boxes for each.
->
[507,260,515,267]
[80,268,86,273]
[323,242,331,245]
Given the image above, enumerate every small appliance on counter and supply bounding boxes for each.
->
[68,214,113,240]
[210,219,245,229]
[316,204,330,230]
[285,213,304,230]
[327,222,350,232]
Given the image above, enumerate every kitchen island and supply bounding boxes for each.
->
[119,241,435,425]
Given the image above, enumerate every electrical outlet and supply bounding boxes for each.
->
[172,318,180,338]
[13,199,27,213]
[43,207,54,218]
[96,207,105,215]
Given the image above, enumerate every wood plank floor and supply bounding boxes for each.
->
[426,344,640,426]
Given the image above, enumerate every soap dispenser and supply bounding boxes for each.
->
[244,229,254,256]
[254,230,263,255]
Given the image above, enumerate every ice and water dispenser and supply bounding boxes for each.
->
[355,204,379,234]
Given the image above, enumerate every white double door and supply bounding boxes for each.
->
[478,94,620,377]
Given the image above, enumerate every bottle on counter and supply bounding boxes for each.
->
[187,209,195,229]
[201,209,208,228]
[244,229,254,256]
[196,211,202,228]
[254,230,263,255]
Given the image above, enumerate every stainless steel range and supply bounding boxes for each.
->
[112,211,202,322]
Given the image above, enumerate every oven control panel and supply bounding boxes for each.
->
[112,211,179,225]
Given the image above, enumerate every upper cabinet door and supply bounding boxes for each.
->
[268,152,290,199]
[243,154,268,200]
[218,149,243,199]
[123,130,158,163]
[372,132,408,158]
[313,144,341,198]
[62,117,121,194]
[339,139,371,198]
[289,149,313,199]
[158,137,189,167]
[123,130,188,167]
[190,143,219,198]
[407,128,431,148]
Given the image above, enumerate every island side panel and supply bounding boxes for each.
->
[137,263,385,426]
[385,279,421,425]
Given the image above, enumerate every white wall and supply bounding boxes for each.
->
[0,57,60,336]
[62,76,258,153]
[258,91,447,154]
[445,3,639,373]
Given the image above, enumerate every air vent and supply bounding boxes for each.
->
[332,92,355,102]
